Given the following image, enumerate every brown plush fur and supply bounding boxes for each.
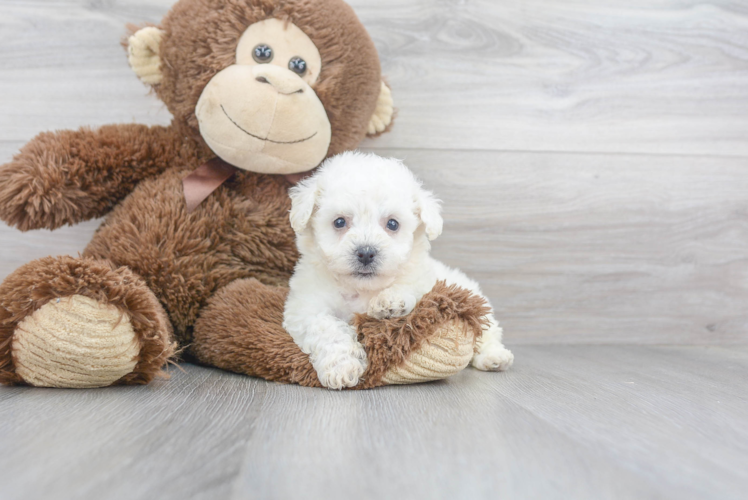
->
[0,125,204,231]
[0,0,471,389]
[191,280,488,389]
[83,144,299,345]
[0,256,175,386]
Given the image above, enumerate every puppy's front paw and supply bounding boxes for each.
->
[368,289,417,320]
[312,342,367,390]
[472,342,514,372]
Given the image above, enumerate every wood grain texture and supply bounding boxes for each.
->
[3,146,746,344]
[367,148,748,345]
[0,367,269,500]
[1,3,747,499]
[1,346,747,500]
[1,1,747,155]
[0,1,173,141]
[0,0,746,344]
[355,0,748,155]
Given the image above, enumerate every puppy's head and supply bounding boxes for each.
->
[289,151,442,290]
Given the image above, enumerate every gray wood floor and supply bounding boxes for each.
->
[1,1,747,499]
[2,346,747,500]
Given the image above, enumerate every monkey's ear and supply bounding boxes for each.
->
[415,187,443,241]
[366,81,395,137]
[289,178,319,233]
[127,26,165,85]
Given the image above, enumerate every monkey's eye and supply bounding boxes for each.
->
[253,44,273,63]
[386,219,399,231]
[334,217,346,229]
[288,57,307,76]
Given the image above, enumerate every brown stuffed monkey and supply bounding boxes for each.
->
[0,0,488,389]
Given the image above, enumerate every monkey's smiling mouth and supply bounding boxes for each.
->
[220,105,317,144]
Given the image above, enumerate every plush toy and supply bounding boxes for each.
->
[0,0,488,389]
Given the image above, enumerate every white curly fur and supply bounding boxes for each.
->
[283,152,513,389]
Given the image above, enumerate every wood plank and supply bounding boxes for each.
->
[372,148,748,344]
[355,0,748,155]
[0,367,268,500]
[0,0,172,142]
[0,1,746,155]
[1,345,746,500]
[231,345,748,500]
[2,145,747,344]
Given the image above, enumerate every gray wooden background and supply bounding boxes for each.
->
[1,1,747,499]
[2,0,747,345]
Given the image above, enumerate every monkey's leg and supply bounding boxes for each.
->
[191,279,484,389]
[190,278,322,387]
[354,282,485,388]
[0,256,175,387]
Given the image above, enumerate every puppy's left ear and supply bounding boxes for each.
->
[289,178,318,233]
[415,187,443,241]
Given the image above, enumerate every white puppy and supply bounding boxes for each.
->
[283,152,514,389]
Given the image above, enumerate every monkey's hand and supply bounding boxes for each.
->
[0,124,183,231]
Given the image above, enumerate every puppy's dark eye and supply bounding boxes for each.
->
[334,217,346,229]
[386,219,399,231]
[288,57,307,76]
[253,44,273,63]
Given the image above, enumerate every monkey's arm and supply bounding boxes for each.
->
[0,124,190,231]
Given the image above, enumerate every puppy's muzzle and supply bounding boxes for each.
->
[355,246,378,266]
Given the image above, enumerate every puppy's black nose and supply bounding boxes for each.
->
[355,246,377,266]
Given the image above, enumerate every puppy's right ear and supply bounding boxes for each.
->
[289,178,318,233]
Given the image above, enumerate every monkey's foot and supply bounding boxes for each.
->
[380,319,475,384]
[13,295,140,388]
[353,281,492,388]
[0,256,175,387]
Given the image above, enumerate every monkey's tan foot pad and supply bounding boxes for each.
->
[12,295,140,388]
[354,281,489,388]
[381,319,474,384]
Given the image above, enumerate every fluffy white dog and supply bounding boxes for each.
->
[283,152,514,389]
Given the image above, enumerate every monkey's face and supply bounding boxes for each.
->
[195,19,332,174]
[126,0,395,176]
